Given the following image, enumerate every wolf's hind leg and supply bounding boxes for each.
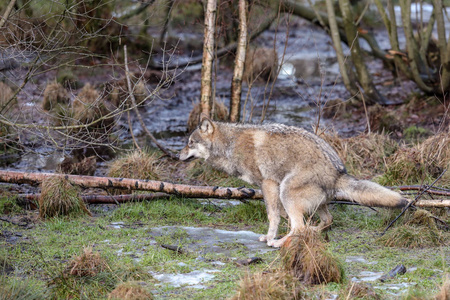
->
[315,204,333,231]
[259,179,281,243]
[270,182,326,248]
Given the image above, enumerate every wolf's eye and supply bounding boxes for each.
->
[188,139,194,147]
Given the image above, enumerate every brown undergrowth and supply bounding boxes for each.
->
[280,230,344,285]
[341,282,381,300]
[108,150,163,194]
[320,131,397,178]
[231,229,343,299]
[435,274,450,300]
[66,247,109,277]
[320,128,449,187]
[187,100,229,133]
[108,282,154,300]
[39,176,91,219]
[378,209,448,248]
[380,131,450,186]
[230,271,306,300]
[42,81,70,111]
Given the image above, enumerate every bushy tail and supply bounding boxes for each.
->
[335,174,409,208]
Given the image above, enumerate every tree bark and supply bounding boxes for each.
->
[400,0,433,93]
[229,0,248,123]
[325,0,359,97]
[200,0,217,117]
[0,0,17,29]
[432,0,450,92]
[0,170,263,200]
[338,0,389,105]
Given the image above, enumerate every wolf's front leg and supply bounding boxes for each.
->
[259,180,281,246]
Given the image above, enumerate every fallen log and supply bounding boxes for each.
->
[0,170,262,200]
[17,193,171,206]
[2,170,450,208]
[16,192,450,209]
[331,200,450,208]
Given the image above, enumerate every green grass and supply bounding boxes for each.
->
[0,195,448,299]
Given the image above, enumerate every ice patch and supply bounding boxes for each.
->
[150,270,218,289]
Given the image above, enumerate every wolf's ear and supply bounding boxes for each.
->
[199,113,214,134]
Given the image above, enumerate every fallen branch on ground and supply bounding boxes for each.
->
[382,169,448,235]
[16,193,450,209]
[2,170,449,208]
[392,185,450,197]
[0,170,262,200]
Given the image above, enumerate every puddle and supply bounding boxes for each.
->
[352,271,385,282]
[150,269,219,289]
[149,226,276,257]
[374,282,417,297]
[346,256,368,263]
[345,255,378,265]
[109,221,125,229]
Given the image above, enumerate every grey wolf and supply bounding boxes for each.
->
[179,115,409,247]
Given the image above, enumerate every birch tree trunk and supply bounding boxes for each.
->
[200,0,217,117]
[229,0,248,123]
[0,170,263,200]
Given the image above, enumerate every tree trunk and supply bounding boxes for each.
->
[432,0,450,92]
[200,0,217,117]
[338,0,389,105]
[0,170,263,200]
[229,0,248,123]
[0,0,17,28]
[325,0,359,97]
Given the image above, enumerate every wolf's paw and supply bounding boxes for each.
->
[267,239,281,248]
[268,238,287,248]
[259,235,267,242]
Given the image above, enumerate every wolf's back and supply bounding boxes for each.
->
[335,174,409,208]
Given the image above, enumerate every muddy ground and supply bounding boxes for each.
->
[1,13,449,300]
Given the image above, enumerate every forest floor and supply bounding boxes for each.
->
[0,14,449,300]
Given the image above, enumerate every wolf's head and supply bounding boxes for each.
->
[179,114,215,161]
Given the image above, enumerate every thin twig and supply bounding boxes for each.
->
[382,169,447,235]
[123,45,178,160]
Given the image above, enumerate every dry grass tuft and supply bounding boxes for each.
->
[42,81,70,111]
[39,176,91,219]
[244,46,278,83]
[57,156,97,176]
[380,131,449,186]
[0,82,15,107]
[368,104,403,134]
[230,271,305,300]
[108,282,153,300]
[378,209,447,248]
[185,160,248,187]
[320,131,397,178]
[342,282,381,300]
[108,150,161,194]
[66,247,109,277]
[107,79,147,108]
[72,83,112,127]
[322,99,349,119]
[187,100,229,133]
[435,274,450,300]
[280,229,343,285]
